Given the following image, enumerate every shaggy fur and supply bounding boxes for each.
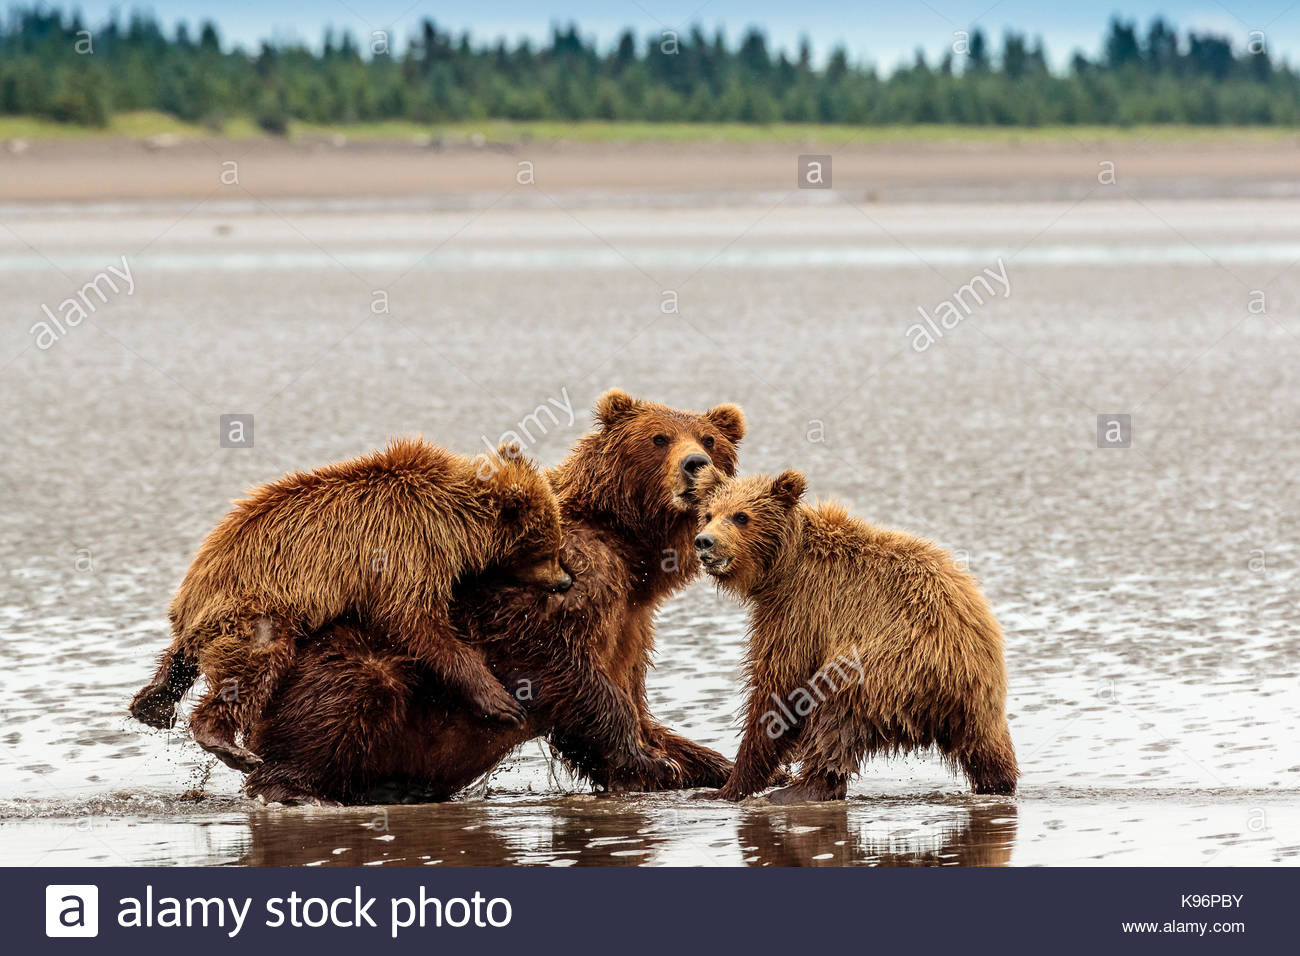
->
[128,438,568,771]
[695,469,1018,803]
[243,389,747,803]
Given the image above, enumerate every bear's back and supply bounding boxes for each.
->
[228,437,478,526]
[791,501,999,662]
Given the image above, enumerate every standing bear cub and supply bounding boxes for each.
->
[695,469,1017,803]
[129,438,568,771]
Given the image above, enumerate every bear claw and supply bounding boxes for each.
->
[615,749,680,784]
[473,688,527,726]
[194,734,265,773]
[765,782,840,805]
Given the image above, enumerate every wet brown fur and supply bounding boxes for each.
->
[696,469,1018,802]
[243,390,747,803]
[129,438,566,770]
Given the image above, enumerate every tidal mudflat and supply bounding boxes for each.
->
[2,193,1296,865]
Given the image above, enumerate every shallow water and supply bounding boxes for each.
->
[1,194,1297,865]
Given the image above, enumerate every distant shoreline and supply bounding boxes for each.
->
[3,115,1298,204]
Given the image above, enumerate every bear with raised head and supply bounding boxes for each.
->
[694,469,1018,803]
[128,438,569,771]
[242,389,747,803]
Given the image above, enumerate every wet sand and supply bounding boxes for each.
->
[1,185,1298,865]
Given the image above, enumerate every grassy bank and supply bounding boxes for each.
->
[2,111,1298,146]
[0,111,261,140]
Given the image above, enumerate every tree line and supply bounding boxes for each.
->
[2,8,1297,129]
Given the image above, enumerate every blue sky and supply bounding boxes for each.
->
[60,2,1300,67]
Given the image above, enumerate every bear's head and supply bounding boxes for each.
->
[553,388,746,534]
[693,469,806,595]
[477,442,570,592]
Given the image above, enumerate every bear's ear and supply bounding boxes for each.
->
[595,388,640,429]
[771,469,806,507]
[706,403,746,444]
[497,482,530,525]
[496,440,523,463]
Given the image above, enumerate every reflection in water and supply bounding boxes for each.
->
[239,796,682,867]
[237,796,1017,867]
[538,801,670,867]
[14,790,1299,866]
[240,803,507,867]
[739,802,1018,867]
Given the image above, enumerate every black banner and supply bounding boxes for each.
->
[13,867,1290,953]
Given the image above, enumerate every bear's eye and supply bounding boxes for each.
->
[652,434,669,447]
[704,512,713,522]
[701,435,715,449]
[733,512,750,526]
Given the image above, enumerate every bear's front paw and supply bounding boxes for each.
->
[684,752,735,789]
[692,785,747,802]
[472,684,527,726]
[689,789,725,801]
[614,746,680,784]
[129,684,178,729]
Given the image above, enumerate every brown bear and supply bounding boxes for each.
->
[694,469,1018,803]
[240,389,747,804]
[128,438,569,772]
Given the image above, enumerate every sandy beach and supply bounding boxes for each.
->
[4,134,1300,204]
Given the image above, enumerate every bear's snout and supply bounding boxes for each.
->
[681,453,711,479]
[694,532,716,553]
[547,571,574,593]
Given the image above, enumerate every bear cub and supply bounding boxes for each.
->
[129,438,568,771]
[695,469,1017,803]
